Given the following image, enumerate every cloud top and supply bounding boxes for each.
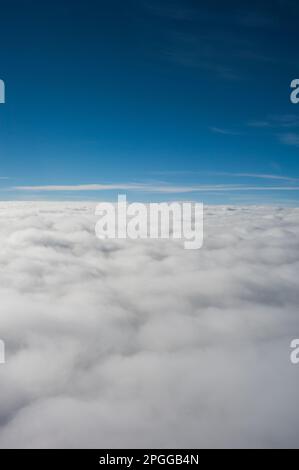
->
[0,202,298,448]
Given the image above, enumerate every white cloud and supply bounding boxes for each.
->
[0,202,298,448]
[11,183,299,193]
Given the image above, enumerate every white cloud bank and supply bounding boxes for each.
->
[0,202,298,448]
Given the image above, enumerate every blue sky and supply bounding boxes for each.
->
[0,0,299,204]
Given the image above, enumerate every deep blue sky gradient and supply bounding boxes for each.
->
[0,0,299,203]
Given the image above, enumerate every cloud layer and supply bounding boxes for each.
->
[0,202,298,448]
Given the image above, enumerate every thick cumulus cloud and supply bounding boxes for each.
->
[0,202,299,448]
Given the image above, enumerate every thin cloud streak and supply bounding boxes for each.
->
[12,183,299,193]
[150,171,299,183]
[279,133,299,147]
[209,127,242,136]
[213,172,299,182]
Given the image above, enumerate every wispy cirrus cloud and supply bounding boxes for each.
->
[144,1,290,82]
[247,115,299,148]
[14,183,152,192]
[150,171,299,184]
[247,120,272,128]
[248,115,299,129]
[213,172,299,183]
[143,0,196,21]
[209,127,242,136]
[279,133,299,148]
[12,182,299,194]
[161,42,240,80]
